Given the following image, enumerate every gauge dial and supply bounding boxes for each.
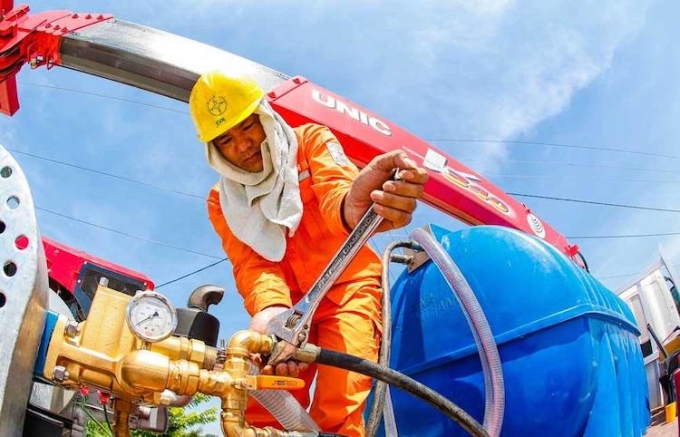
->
[126,291,177,343]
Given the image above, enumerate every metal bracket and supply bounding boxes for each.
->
[0,144,48,436]
[405,225,433,273]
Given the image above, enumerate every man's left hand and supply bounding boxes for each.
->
[249,306,308,378]
[343,150,429,232]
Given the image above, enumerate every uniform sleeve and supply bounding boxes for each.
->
[207,186,292,316]
[299,124,360,236]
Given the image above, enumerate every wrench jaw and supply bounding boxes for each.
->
[265,308,302,345]
[265,308,309,365]
[267,340,300,367]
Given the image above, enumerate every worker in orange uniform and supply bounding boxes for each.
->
[189,70,428,437]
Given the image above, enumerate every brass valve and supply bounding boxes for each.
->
[40,284,309,437]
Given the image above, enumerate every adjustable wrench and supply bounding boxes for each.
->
[264,175,397,365]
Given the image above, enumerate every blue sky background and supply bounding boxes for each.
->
[4,0,680,432]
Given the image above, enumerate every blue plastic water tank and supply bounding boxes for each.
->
[386,225,649,437]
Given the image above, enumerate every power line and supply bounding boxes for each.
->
[489,174,680,184]
[508,192,680,213]
[38,201,680,286]
[569,231,680,240]
[597,264,680,281]
[464,157,680,175]
[429,138,680,160]
[37,206,223,259]
[21,147,680,240]
[19,144,680,204]
[156,258,228,289]
[19,83,680,202]
[19,81,187,114]
[9,147,204,200]
[15,145,680,214]
[35,188,680,286]
[20,80,679,162]
[597,271,640,280]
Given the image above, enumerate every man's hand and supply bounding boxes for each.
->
[249,306,309,377]
[343,150,429,232]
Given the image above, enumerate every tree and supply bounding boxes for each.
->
[86,394,218,437]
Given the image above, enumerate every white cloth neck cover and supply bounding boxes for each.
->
[205,100,303,262]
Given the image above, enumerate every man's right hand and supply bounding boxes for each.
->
[249,305,309,378]
[342,150,428,232]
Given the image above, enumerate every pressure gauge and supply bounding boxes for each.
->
[126,291,178,343]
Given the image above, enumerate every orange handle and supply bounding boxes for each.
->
[256,375,305,390]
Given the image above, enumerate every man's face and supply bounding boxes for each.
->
[213,113,266,173]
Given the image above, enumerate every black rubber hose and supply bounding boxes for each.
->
[366,240,415,437]
[316,347,489,437]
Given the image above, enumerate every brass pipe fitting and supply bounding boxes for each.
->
[221,409,303,437]
[218,330,275,425]
[219,331,318,437]
[220,411,267,437]
[227,330,276,358]
[221,414,319,437]
[119,349,239,402]
[119,350,178,393]
[150,336,218,370]
[113,399,134,437]
[223,330,276,388]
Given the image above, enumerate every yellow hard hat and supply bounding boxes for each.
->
[189,71,265,143]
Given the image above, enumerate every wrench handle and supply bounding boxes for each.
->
[267,207,383,346]
[266,168,402,347]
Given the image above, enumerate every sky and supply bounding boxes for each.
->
[4,0,680,433]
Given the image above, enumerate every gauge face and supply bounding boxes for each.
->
[126,291,177,343]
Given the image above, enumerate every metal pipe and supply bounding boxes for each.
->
[113,399,133,437]
[59,19,287,103]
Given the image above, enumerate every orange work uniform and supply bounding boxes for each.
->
[207,123,383,437]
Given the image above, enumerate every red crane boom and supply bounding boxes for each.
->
[0,2,584,266]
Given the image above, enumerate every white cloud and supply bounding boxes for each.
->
[389,1,650,175]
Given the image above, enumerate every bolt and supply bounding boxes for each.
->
[267,91,277,99]
[29,58,38,69]
[64,320,80,338]
[53,365,69,382]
